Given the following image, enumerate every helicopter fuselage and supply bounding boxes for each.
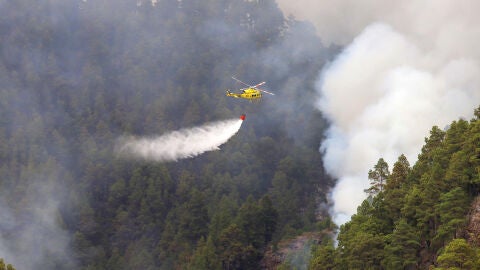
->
[226,88,262,100]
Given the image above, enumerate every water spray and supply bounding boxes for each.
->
[116,114,245,162]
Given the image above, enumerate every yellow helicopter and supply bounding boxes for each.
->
[226,76,275,101]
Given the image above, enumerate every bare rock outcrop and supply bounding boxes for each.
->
[465,195,480,246]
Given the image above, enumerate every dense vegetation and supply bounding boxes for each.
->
[0,259,15,270]
[309,107,480,269]
[0,0,334,269]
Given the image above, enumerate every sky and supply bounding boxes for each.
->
[277,0,480,225]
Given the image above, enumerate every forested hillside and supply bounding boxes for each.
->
[309,107,480,269]
[0,0,335,269]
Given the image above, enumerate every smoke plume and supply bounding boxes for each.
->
[0,172,74,269]
[117,118,243,162]
[278,1,480,225]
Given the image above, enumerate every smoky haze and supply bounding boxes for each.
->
[278,0,480,225]
[0,0,335,268]
[0,167,74,269]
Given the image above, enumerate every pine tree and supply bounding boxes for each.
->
[336,199,386,269]
[217,224,261,270]
[365,158,390,196]
[188,236,221,270]
[345,231,384,269]
[434,187,469,248]
[383,154,410,221]
[308,239,336,270]
[235,196,264,249]
[208,194,238,243]
[435,238,479,270]
[410,126,446,183]
[0,259,16,270]
[386,154,410,190]
[259,195,278,244]
[382,219,420,269]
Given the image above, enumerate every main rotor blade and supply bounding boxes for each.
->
[252,82,266,88]
[231,76,252,88]
[258,89,275,95]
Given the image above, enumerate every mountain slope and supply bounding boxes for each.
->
[0,1,334,269]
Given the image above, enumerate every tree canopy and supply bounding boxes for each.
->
[310,107,480,269]
[0,0,334,269]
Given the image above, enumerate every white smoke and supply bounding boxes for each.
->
[117,118,243,162]
[0,176,74,269]
[277,1,480,225]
